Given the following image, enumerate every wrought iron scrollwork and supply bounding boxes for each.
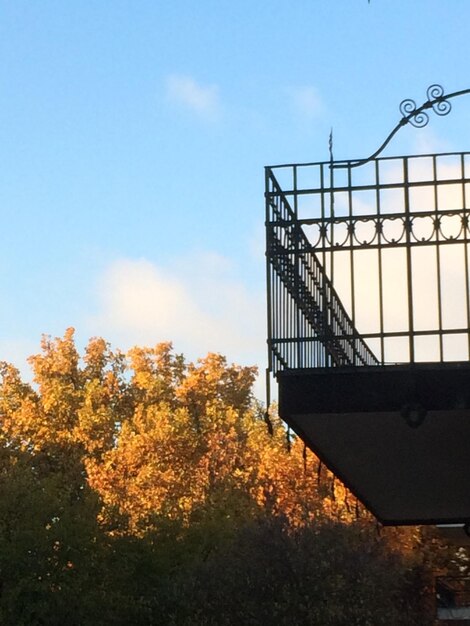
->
[399,97,429,128]
[306,209,470,252]
[333,84,470,168]
[427,84,452,116]
[399,84,452,129]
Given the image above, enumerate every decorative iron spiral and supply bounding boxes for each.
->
[427,84,452,116]
[399,84,452,128]
[334,84,470,168]
[399,98,429,128]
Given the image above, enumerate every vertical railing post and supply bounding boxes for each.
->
[265,168,274,375]
[463,153,470,361]
[293,165,303,369]
[376,159,385,365]
[403,157,415,363]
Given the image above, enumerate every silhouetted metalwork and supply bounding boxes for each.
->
[266,151,470,372]
[266,168,378,373]
[266,89,470,523]
[333,84,470,168]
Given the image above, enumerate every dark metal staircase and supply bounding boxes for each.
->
[266,169,378,371]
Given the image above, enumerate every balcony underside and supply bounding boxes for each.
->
[278,362,470,525]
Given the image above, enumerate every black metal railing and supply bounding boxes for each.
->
[266,151,470,373]
[266,168,379,374]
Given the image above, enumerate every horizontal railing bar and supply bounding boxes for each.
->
[271,327,470,342]
[271,238,470,253]
[266,176,470,199]
[293,207,470,226]
[266,150,470,171]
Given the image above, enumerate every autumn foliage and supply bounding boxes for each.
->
[0,329,460,624]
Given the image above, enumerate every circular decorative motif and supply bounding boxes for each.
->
[427,84,452,117]
[399,98,430,128]
[334,84,470,169]
[427,84,444,100]
[306,211,470,250]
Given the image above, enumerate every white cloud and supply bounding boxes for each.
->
[411,127,453,154]
[291,85,324,119]
[248,220,266,263]
[89,254,266,387]
[166,74,221,119]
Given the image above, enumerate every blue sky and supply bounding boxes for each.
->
[1,1,470,393]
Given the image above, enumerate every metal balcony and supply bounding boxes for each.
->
[266,151,470,525]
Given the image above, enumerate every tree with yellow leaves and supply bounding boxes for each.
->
[0,329,456,624]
